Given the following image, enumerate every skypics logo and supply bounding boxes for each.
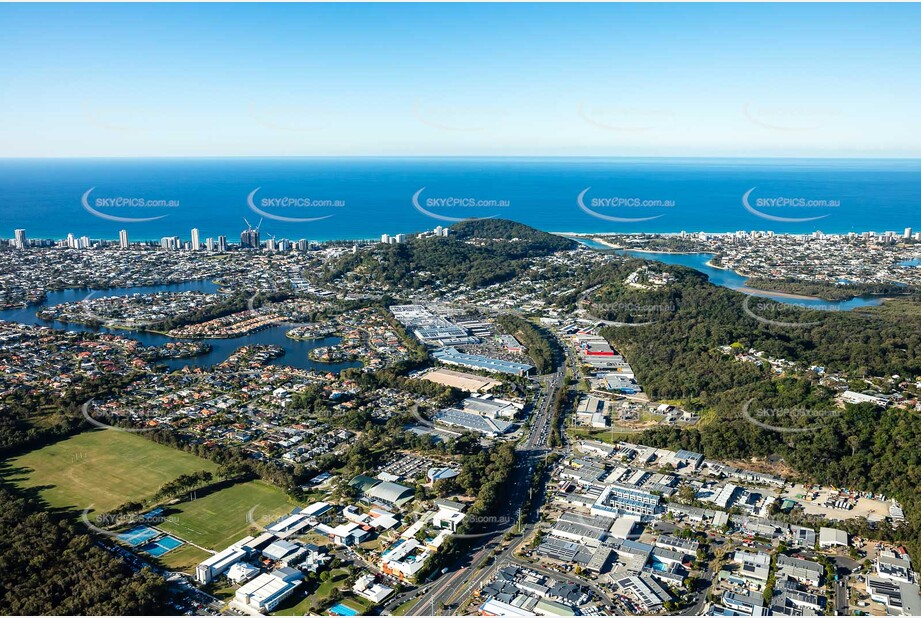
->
[743,102,840,133]
[741,296,824,329]
[411,100,508,133]
[741,399,841,434]
[81,507,178,537]
[741,296,874,329]
[412,188,509,222]
[247,102,337,132]
[82,399,159,433]
[577,188,675,223]
[577,101,675,132]
[82,188,178,223]
[583,298,677,327]
[83,363,302,434]
[742,187,839,223]
[247,188,344,223]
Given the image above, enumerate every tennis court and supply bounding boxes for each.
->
[116,525,159,547]
[141,535,185,557]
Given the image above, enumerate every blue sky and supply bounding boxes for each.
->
[1,3,919,158]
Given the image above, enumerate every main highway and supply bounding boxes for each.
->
[397,365,565,615]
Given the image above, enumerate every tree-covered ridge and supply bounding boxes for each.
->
[0,486,168,615]
[640,380,921,561]
[744,277,919,302]
[583,257,921,557]
[589,263,921,399]
[450,219,577,251]
[323,219,577,289]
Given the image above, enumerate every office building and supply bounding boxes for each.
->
[14,229,27,250]
[591,484,662,520]
[196,543,250,584]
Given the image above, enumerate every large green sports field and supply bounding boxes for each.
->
[157,479,297,550]
[3,430,217,514]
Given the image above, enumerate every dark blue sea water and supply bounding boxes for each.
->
[1,158,918,241]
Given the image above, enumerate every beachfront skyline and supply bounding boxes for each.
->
[1,3,920,159]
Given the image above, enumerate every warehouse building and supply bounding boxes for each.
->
[234,567,303,612]
[366,481,415,509]
[433,407,516,436]
[819,526,849,548]
[614,575,671,612]
[432,347,534,376]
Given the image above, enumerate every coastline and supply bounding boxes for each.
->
[17,227,921,246]
[573,236,885,304]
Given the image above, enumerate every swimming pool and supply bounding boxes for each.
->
[328,602,360,616]
[141,535,185,557]
[158,535,184,550]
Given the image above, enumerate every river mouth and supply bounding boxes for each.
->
[616,250,883,310]
[569,237,883,310]
[0,280,362,372]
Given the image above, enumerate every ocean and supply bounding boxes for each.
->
[1,157,919,242]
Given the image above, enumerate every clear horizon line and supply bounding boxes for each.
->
[2,154,921,162]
